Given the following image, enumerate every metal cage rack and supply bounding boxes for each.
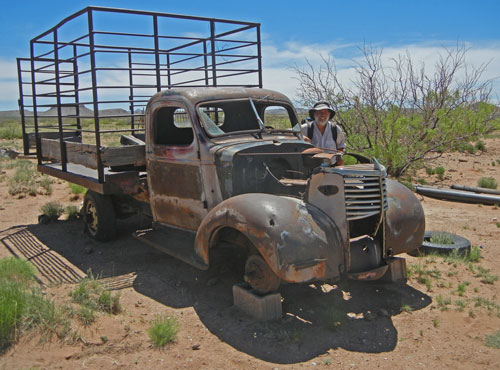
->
[17,6,262,184]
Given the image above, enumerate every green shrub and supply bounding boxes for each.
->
[475,141,486,152]
[148,315,179,347]
[477,177,498,189]
[68,183,86,195]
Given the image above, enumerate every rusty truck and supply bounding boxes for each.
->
[17,7,425,294]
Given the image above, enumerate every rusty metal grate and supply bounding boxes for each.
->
[344,174,388,221]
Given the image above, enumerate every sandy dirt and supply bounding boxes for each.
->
[0,138,499,369]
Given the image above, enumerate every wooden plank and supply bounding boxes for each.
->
[101,145,145,167]
[41,139,98,169]
[28,132,81,147]
[40,139,146,169]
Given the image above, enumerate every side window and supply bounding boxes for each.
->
[153,106,194,145]
[262,106,293,129]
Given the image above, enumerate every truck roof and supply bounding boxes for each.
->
[149,87,294,107]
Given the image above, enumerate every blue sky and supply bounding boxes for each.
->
[2,0,500,110]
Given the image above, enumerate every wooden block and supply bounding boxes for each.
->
[380,257,407,283]
[232,284,282,321]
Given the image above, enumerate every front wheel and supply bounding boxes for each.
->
[244,254,280,294]
[83,190,116,241]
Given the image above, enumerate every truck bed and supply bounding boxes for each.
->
[38,162,146,195]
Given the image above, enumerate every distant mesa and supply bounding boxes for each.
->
[0,105,132,118]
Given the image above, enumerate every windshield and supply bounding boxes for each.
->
[197,98,298,137]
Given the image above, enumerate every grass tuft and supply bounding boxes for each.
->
[485,330,500,348]
[40,202,64,221]
[69,272,121,325]
[477,177,498,189]
[148,315,179,347]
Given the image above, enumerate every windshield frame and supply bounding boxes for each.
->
[196,97,299,138]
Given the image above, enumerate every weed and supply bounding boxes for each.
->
[77,306,96,326]
[148,315,179,347]
[416,178,428,185]
[325,307,346,330]
[425,167,435,175]
[8,160,38,196]
[477,177,498,189]
[69,272,121,325]
[432,319,439,328]
[40,202,64,221]
[65,205,80,220]
[436,295,451,311]
[0,257,36,284]
[0,257,70,349]
[39,176,53,195]
[457,282,469,296]
[455,299,467,311]
[434,166,445,180]
[323,358,332,365]
[475,267,498,284]
[0,121,23,140]
[473,298,500,317]
[430,232,454,245]
[98,290,122,314]
[468,310,476,318]
[468,246,481,262]
[68,183,86,195]
[401,304,413,313]
[461,143,477,154]
[496,223,500,229]
[485,330,500,348]
[474,141,486,152]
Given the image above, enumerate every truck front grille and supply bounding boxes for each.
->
[344,174,388,221]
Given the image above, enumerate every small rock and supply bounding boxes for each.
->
[192,344,200,350]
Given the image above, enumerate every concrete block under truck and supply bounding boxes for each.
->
[18,7,425,295]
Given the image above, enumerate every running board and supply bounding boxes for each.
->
[133,227,208,270]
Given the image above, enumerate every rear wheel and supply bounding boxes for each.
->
[244,254,280,294]
[83,190,116,241]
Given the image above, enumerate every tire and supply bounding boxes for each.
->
[83,190,117,241]
[244,254,280,295]
[409,231,471,256]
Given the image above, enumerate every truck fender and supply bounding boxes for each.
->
[385,179,425,255]
[194,193,345,283]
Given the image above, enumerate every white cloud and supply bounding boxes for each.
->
[2,41,500,111]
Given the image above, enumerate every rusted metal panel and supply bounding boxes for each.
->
[385,179,425,255]
[306,171,350,270]
[148,161,203,200]
[194,193,344,282]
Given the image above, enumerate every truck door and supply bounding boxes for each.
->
[146,103,207,230]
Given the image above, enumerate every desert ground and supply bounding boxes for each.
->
[0,137,499,369]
